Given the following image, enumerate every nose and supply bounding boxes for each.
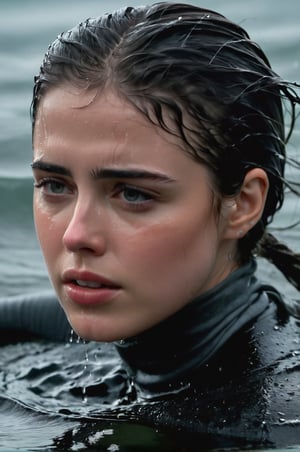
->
[62,197,107,255]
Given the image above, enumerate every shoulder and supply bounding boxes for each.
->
[202,296,300,447]
[251,297,300,446]
[138,296,300,448]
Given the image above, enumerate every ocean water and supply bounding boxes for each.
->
[0,0,299,450]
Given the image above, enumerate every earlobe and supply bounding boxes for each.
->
[223,168,269,239]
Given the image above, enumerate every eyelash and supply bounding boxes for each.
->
[34,177,72,196]
[34,178,156,211]
[113,183,155,211]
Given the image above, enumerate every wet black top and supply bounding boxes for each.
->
[0,260,299,449]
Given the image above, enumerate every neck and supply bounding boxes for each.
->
[115,260,269,393]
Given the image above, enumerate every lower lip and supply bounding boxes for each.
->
[64,283,120,306]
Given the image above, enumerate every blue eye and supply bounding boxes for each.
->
[34,178,70,195]
[46,181,66,194]
[122,187,152,203]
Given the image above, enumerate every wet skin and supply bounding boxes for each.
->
[32,87,240,342]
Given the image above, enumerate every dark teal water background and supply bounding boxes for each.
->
[0,0,299,450]
[0,0,300,295]
[1,0,299,299]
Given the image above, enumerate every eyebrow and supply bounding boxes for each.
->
[31,160,175,183]
[31,160,72,176]
[90,167,175,183]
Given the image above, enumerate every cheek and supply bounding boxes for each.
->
[119,219,219,310]
[121,214,216,275]
[33,201,62,260]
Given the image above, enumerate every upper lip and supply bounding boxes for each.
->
[62,269,120,288]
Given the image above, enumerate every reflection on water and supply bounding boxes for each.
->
[0,327,299,451]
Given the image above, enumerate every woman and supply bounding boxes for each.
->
[1,2,299,448]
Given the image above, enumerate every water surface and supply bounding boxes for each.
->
[0,0,299,450]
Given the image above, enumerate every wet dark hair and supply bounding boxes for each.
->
[31,2,300,292]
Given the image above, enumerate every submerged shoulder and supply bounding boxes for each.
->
[134,297,300,449]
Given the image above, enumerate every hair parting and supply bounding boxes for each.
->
[30,2,300,300]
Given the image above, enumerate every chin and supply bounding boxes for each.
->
[71,324,120,343]
[67,314,126,343]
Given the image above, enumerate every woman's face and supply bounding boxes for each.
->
[32,87,235,342]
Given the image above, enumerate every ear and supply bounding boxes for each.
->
[223,168,269,239]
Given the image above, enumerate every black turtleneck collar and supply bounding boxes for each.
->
[115,260,274,392]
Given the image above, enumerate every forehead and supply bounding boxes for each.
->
[34,86,188,162]
[33,87,195,172]
[33,86,219,209]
